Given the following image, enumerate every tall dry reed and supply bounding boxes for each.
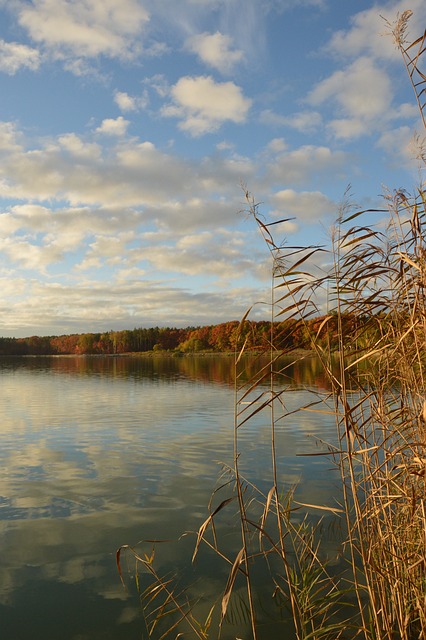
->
[117,12,426,639]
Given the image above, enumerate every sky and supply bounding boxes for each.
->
[0,0,425,338]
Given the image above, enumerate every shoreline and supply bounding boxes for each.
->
[0,348,317,358]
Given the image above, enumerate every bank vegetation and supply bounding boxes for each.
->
[0,315,365,356]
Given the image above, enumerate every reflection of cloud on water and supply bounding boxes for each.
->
[234,388,342,515]
[0,358,343,637]
[0,471,235,607]
[0,576,142,640]
[0,369,235,526]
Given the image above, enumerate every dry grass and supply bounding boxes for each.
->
[227,176,426,640]
[383,11,426,130]
[117,12,426,639]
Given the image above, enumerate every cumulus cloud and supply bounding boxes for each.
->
[326,0,426,61]
[260,109,322,132]
[162,75,251,135]
[0,118,354,336]
[270,0,326,8]
[303,3,426,147]
[0,235,63,272]
[185,31,243,73]
[309,57,390,119]
[0,128,258,281]
[144,197,244,232]
[377,125,419,166]
[17,0,149,60]
[95,117,129,136]
[140,228,263,282]
[0,39,41,74]
[114,91,137,111]
[271,188,336,221]
[267,145,349,184]
[0,121,23,153]
[58,133,101,159]
[144,74,170,98]
[0,122,350,213]
[75,232,136,272]
[265,137,287,153]
[0,132,194,206]
[0,204,132,263]
[114,90,148,112]
[0,275,268,334]
[308,57,393,139]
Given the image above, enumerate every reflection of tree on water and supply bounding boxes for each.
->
[285,355,337,391]
[1,353,342,391]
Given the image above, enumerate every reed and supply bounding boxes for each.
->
[117,12,426,639]
[236,180,426,639]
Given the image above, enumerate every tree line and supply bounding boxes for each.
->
[0,315,363,356]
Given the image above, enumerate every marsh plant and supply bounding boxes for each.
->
[117,13,426,639]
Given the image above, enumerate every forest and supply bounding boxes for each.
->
[0,314,362,356]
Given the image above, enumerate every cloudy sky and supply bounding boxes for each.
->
[0,0,425,338]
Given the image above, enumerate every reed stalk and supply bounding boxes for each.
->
[118,11,426,639]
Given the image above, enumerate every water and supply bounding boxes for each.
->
[0,355,342,639]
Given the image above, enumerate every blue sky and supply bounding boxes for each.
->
[0,0,425,338]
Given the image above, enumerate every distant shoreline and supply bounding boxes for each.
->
[1,348,316,358]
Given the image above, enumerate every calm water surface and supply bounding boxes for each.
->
[0,355,341,639]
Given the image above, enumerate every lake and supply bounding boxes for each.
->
[0,354,343,639]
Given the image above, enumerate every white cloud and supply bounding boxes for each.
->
[95,117,129,136]
[392,103,419,121]
[308,57,393,139]
[144,74,170,98]
[326,0,426,61]
[185,31,243,74]
[327,118,367,140]
[309,57,390,118]
[17,0,149,60]
[0,277,267,334]
[0,204,134,260]
[0,122,351,214]
[327,7,396,60]
[140,228,264,282]
[271,188,336,221]
[162,75,251,136]
[266,218,299,236]
[270,0,326,7]
[216,140,234,151]
[0,120,351,332]
[0,39,41,74]
[58,133,101,159]
[260,109,322,132]
[75,235,128,271]
[148,197,243,232]
[0,236,62,272]
[114,90,148,112]
[377,125,419,165]
[114,91,137,111]
[0,128,196,206]
[0,121,23,153]
[62,57,98,77]
[267,145,349,184]
[300,4,426,147]
[265,137,287,153]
